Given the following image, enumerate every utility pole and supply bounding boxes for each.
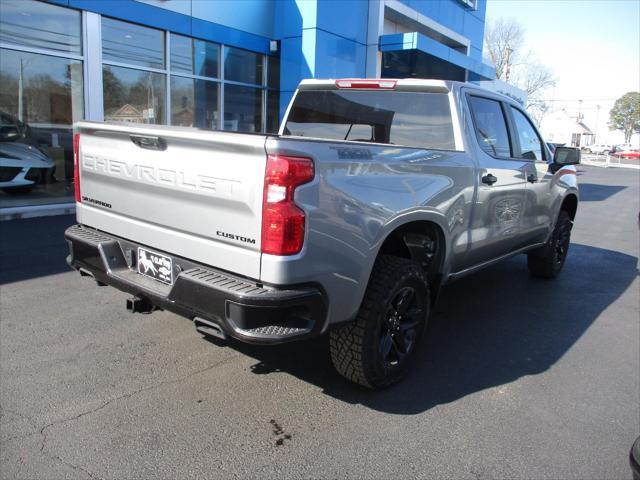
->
[578,99,583,122]
[595,104,601,143]
[18,58,23,122]
[504,47,513,82]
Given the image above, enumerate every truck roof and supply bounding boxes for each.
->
[297,78,515,103]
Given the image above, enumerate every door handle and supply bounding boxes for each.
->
[527,174,538,183]
[481,173,498,185]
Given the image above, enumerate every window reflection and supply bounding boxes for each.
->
[0,0,82,54]
[171,34,219,78]
[0,48,83,205]
[224,47,263,85]
[102,17,164,69]
[103,65,165,124]
[224,85,261,132]
[171,77,218,129]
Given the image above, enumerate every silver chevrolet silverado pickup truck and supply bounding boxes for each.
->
[65,79,580,389]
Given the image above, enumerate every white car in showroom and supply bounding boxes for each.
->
[0,111,55,195]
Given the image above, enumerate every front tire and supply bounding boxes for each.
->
[527,210,573,278]
[329,255,430,389]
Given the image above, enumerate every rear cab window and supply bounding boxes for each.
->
[283,90,457,150]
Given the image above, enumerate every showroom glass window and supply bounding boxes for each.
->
[0,0,84,206]
[266,55,281,133]
[169,34,219,129]
[223,46,265,133]
[101,17,165,125]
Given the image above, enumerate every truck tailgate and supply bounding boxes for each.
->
[75,122,267,280]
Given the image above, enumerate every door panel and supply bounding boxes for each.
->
[463,155,527,267]
[508,106,554,245]
[461,94,528,269]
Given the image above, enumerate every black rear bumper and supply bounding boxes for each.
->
[65,225,327,344]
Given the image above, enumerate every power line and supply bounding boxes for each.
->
[540,98,619,101]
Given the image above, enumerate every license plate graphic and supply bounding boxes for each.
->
[137,247,173,285]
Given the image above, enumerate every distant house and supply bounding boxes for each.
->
[171,107,194,127]
[105,104,144,123]
[540,109,595,148]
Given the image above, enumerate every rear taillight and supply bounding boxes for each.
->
[335,79,397,89]
[73,133,81,203]
[261,154,314,255]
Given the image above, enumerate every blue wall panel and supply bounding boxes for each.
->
[275,0,318,39]
[43,0,70,6]
[191,0,275,39]
[69,0,191,35]
[275,0,305,39]
[280,35,313,91]
[463,13,484,52]
[134,0,191,16]
[437,0,465,33]
[315,0,368,45]
[68,0,273,54]
[191,17,271,54]
[313,29,366,78]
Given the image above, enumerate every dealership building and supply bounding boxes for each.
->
[0,0,495,214]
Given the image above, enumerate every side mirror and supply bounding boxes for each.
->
[553,146,581,166]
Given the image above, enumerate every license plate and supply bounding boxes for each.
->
[137,247,173,285]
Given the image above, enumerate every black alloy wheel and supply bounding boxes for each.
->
[379,285,424,367]
[330,255,430,389]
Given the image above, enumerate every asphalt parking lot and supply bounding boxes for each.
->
[1,165,638,479]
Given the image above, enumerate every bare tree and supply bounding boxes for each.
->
[484,18,555,125]
[484,18,524,81]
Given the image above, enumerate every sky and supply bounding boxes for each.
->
[485,0,640,144]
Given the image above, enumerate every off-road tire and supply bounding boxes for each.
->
[527,210,573,279]
[329,255,430,389]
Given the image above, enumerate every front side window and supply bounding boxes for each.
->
[468,96,512,158]
[510,107,545,161]
[284,90,456,150]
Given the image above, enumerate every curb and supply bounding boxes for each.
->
[0,203,75,221]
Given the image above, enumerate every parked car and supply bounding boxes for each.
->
[0,111,55,194]
[616,143,635,151]
[65,79,580,389]
[613,149,640,159]
[583,144,612,155]
[610,144,639,157]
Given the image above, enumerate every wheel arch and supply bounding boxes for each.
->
[561,193,578,220]
[375,219,448,303]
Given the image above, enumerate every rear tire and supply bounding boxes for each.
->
[329,255,430,389]
[527,210,573,278]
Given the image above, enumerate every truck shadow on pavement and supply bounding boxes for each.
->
[0,215,75,284]
[578,183,627,202]
[221,243,638,414]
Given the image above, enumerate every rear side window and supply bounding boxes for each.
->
[284,90,456,150]
[510,107,545,161]
[468,96,512,158]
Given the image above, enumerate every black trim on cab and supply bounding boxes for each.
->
[64,225,327,344]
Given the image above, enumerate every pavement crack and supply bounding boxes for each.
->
[38,353,243,463]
